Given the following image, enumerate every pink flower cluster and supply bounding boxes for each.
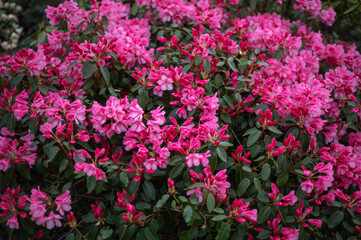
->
[29,188,71,229]
[0,128,37,172]
[0,187,28,229]
[187,166,231,202]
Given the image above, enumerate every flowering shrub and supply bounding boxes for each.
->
[1,0,361,239]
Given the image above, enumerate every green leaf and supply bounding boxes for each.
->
[247,130,262,147]
[119,172,129,187]
[237,178,251,196]
[187,182,204,189]
[38,85,48,95]
[43,145,58,162]
[212,215,227,221]
[228,60,237,71]
[87,176,97,193]
[276,172,289,186]
[261,163,271,181]
[100,228,113,239]
[100,66,110,85]
[59,159,68,173]
[216,147,228,162]
[65,61,79,72]
[123,225,137,240]
[216,223,231,240]
[257,230,271,240]
[223,96,234,109]
[82,62,96,79]
[131,3,139,15]
[300,133,310,153]
[8,73,24,90]
[273,50,283,60]
[118,225,127,240]
[155,194,169,209]
[207,194,215,212]
[28,74,38,92]
[143,181,156,201]
[221,113,232,123]
[169,163,185,179]
[183,206,193,223]
[328,210,344,228]
[203,58,211,74]
[344,4,359,14]
[250,0,257,9]
[17,164,31,180]
[268,126,282,135]
[139,90,149,109]
[65,233,75,240]
[257,206,271,224]
[144,227,159,240]
[82,78,95,91]
[285,127,299,139]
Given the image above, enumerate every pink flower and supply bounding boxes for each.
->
[186,151,210,167]
[74,162,105,180]
[280,227,299,240]
[281,190,298,206]
[186,187,203,202]
[308,218,322,228]
[44,211,62,229]
[55,190,72,216]
[320,7,336,26]
[0,159,10,172]
[242,209,258,222]
[301,179,314,193]
[6,215,19,229]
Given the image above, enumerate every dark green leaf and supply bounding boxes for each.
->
[250,0,257,10]
[257,206,271,224]
[212,215,227,221]
[118,225,127,240]
[43,145,58,162]
[155,194,169,209]
[273,50,283,60]
[87,176,97,193]
[207,194,215,212]
[276,173,289,186]
[139,90,149,108]
[216,147,228,162]
[268,126,282,135]
[328,210,344,228]
[237,178,251,196]
[216,223,231,240]
[223,96,234,109]
[169,163,185,179]
[203,58,211,74]
[247,130,262,147]
[8,73,24,90]
[183,206,193,223]
[261,164,271,181]
[300,133,310,153]
[119,172,129,187]
[65,233,75,240]
[257,230,271,240]
[82,62,96,79]
[100,66,110,85]
[17,164,31,180]
[143,181,156,201]
[38,85,48,95]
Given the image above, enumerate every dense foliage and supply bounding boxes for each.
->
[1,0,361,239]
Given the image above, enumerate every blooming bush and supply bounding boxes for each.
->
[1,0,361,239]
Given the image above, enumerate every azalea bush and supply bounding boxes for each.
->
[1,0,361,239]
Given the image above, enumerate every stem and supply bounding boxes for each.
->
[75,227,88,240]
[171,194,183,211]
